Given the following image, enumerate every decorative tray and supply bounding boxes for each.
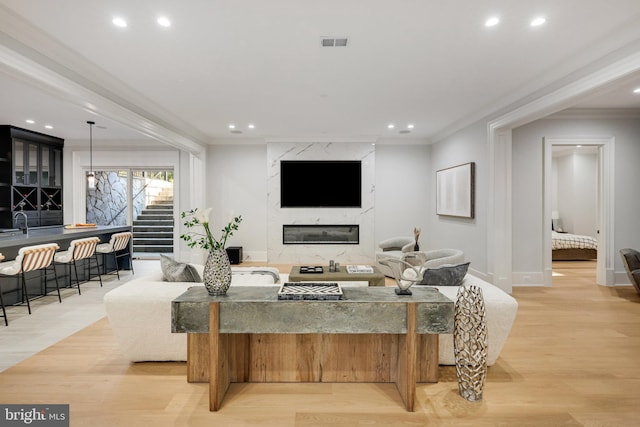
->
[299,265,323,274]
[64,223,97,229]
[277,282,343,300]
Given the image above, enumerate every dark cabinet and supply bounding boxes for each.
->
[0,126,64,229]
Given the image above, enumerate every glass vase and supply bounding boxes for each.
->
[203,248,232,296]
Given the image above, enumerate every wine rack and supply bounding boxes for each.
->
[0,126,64,229]
[12,186,38,211]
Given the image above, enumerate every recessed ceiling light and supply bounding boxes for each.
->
[25,119,35,124]
[45,125,53,129]
[157,17,171,27]
[112,17,127,28]
[633,87,640,94]
[485,17,500,27]
[387,124,395,129]
[228,124,236,129]
[407,124,415,129]
[248,124,255,129]
[530,16,546,27]
[576,145,582,148]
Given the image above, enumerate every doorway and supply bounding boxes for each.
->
[543,137,614,286]
[550,145,599,283]
[86,169,174,259]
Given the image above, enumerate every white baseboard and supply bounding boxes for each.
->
[512,272,546,287]
[242,251,268,263]
[468,267,491,283]
[614,271,631,286]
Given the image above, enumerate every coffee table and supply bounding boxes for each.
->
[289,265,386,287]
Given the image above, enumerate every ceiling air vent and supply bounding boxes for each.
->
[321,36,349,47]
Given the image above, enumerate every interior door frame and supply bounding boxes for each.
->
[543,136,615,286]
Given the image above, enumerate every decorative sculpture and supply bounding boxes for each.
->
[454,284,488,401]
[377,257,422,295]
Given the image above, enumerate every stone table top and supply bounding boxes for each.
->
[172,285,454,335]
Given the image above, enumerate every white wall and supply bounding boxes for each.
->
[206,144,268,262]
[511,129,545,275]
[512,116,640,281]
[374,144,431,248]
[429,120,489,277]
[554,151,597,236]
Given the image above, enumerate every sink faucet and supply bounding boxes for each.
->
[14,211,28,234]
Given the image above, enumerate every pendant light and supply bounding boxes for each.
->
[87,120,96,190]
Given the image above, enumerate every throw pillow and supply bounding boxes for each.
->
[160,255,202,282]
[420,262,470,286]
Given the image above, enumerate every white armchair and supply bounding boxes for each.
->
[405,248,465,269]
[374,236,416,277]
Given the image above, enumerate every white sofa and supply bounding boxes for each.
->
[104,265,285,362]
[104,267,517,366]
[430,274,518,366]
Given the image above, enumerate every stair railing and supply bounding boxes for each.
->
[106,181,153,226]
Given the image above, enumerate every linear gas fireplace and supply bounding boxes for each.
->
[283,225,359,245]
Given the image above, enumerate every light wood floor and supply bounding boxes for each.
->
[0,261,638,426]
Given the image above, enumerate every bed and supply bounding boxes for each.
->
[552,231,598,260]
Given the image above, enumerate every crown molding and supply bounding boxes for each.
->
[434,37,640,143]
[545,108,640,119]
[0,5,208,155]
[488,49,640,132]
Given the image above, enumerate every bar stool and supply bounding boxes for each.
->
[0,252,5,326]
[0,243,60,326]
[54,237,103,295]
[96,231,134,279]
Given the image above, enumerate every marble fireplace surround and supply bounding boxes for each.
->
[267,142,375,264]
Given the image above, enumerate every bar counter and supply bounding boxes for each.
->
[0,225,132,305]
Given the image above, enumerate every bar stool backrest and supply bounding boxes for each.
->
[108,232,132,252]
[69,237,101,261]
[18,243,60,274]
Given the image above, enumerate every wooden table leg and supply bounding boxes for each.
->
[187,333,209,383]
[417,334,439,383]
[209,302,230,411]
[395,302,417,412]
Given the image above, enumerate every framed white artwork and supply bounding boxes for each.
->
[436,162,475,218]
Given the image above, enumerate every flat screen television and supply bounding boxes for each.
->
[280,160,362,208]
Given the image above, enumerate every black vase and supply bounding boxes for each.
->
[414,242,420,251]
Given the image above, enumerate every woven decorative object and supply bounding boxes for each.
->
[203,248,232,296]
[454,284,488,401]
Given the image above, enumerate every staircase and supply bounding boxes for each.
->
[132,187,174,255]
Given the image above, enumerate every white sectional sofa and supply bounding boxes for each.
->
[104,265,284,362]
[104,266,517,366]
[429,274,518,366]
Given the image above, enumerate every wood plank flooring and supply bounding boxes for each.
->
[0,261,639,426]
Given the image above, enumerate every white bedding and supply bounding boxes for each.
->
[552,231,597,250]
